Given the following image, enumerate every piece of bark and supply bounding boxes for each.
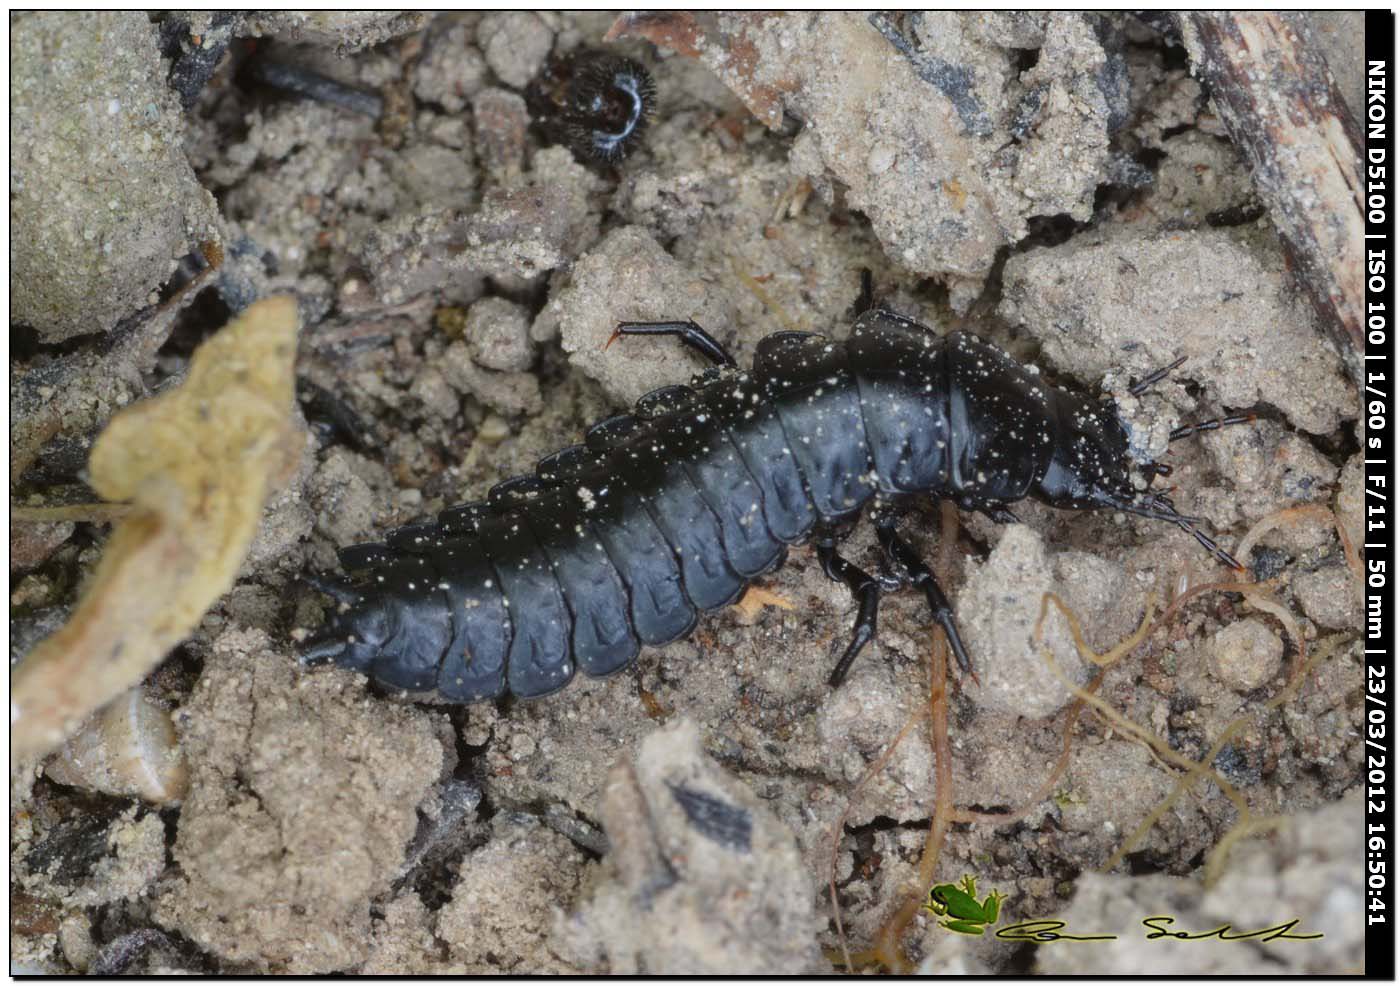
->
[1181,12,1365,391]
[605,12,792,129]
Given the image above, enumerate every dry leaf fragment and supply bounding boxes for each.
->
[733,586,796,621]
[11,297,301,762]
[606,12,794,129]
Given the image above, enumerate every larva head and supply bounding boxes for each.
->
[1032,395,1136,510]
[1031,395,1245,571]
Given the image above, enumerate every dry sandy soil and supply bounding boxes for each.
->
[11,11,1364,974]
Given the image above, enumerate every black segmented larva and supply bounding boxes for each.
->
[299,303,1251,703]
[526,50,656,164]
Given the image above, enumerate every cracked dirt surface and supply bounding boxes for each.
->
[10,11,1363,975]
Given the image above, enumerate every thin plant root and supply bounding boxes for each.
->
[1333,507,1362,583]
[1134,579,1260,651]
[1234,502,1362,620]
[1034,591,1244,871]
[1047,565,1352,875]
[866,502,964,972]
[1262,632,1349,713]
[1202,815,1287,887]
[950,595,1160,827]
[1041,591,1159,668]
[1108,711,1254,873]
[1234,503,1346,567]
[1035,597,1248,810]
[949,678,1101,827]
[831,512,1244,968]
[872,629,954,974]
[1136,543,1317,709]
[1239,584,1307,689]
[1119,632,1351,879]
[841,497,1353,963]
[985,579,1312,876]
[731,257,804,334]
[1201,631,1352,885]
[1202,512,1312,679]
[1155,576,1306,684]
[826,703,927,973]
[12,503,134,525]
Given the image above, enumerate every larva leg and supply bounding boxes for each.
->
[605,320,737,367]
[982,505,1019,525]
[851,267,875,316]
[815,539,881,687]
[875,522,975,679]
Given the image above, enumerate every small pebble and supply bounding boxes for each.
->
[509,732,537,760]
[411,20,486,112]
[11,520,75,573]
[44,686,190,804]
[472,88,530,178]
[1293,564,1361,630]
[465,296,534,372]
[1208,618,1284,692]
[59,914,96,973]
[867,142,897,175]
[477,414,511,443]
[408,366,460,419]
[478,12,553,89]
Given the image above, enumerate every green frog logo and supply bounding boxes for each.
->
[923,875,1008,936]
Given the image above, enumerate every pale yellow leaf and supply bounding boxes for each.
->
[12,296,301,761]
